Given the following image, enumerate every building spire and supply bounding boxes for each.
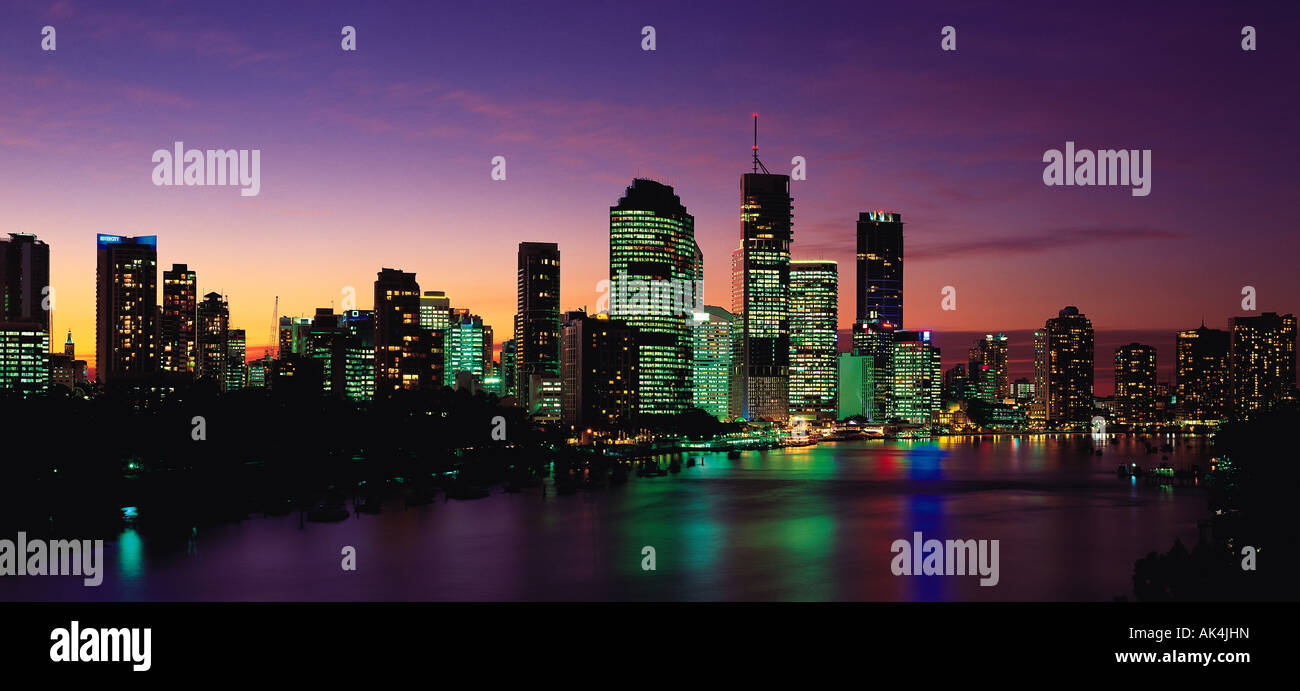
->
[751,113,770,174]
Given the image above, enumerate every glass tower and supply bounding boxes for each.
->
[789,261,838,421]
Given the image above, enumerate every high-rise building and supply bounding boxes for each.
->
[967,333,1009,402]
[942,364,968,403]
[0,323,49,396]
[734,139,794,422]
[789,260,838,421]
[1230,312,1297,420]
[444,313,486,387]
[160,263,197,375]
[1175,323,1230,422]
[197,291,230,386]
[887,330,941,425]
[1043,307,1094,425]
[1114,343,1158,424]
[225,329,247,391]
[856,211,904,329]
[0,233,50,332]
[419,291,452,332]
[560,310,638,429]
[610,179,697,416]
[528,373,562,423]
[500,338,517,400]
[691,306,733,421]
[247,355,271,389]
[1012,377,1035,404]
[837,353,875,420]
[374,268,425,393]
[95,234,157,384]
[514,242,561,411]
[1030,328,1049,426]
[852,319,896,422]
[308,308,342,395]
[341,310,375,401]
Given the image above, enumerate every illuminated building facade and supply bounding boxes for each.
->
[852,319,895,422]
[95,234,157,384]
[515,242,560,411]
[0,323,49,396]
[419,291,452,332]
[1175,324,1229,421]
[444,313,486,387]
[374,268,425,393]
[968,333,1009,402]
[1114,342,1158,424]
[160,263,197,375]
[225,328,246,391]
[341,310,375,401]
[1230,312,1297,420]
[1043,306,1094,425]
[692,306,733,421]
[609,179,696,416]
[887,330,941,425]
[561,310,638,429]
[196,291,229,387]
[789,260,838,421]
[0,233,50,332]
[837,353,874,420]
[735,170,793,422]
[857,211,903,329]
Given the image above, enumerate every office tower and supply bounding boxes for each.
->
[692,306,733,421]
[276,316,313,359]
[246,355,271,389]
[528,373,562,423]
[64,330,74,358]
[419,291,452,332]
[160,264,198,375]
[0,323,49,395]
[374,268,424,393]
[1175,323,1230,422]
[560,310,638,429]
[444,313,486,387]
[1029,328,1049,425]
[1230,312,1297,420]
[1043,306,1095,425]
[0,233,51,332]
[308,308,342,395]
[942,364,968,403]
[95,235,157,384]
[609,178,696,417]
[887,330,941,425]
[225,329,247,391]
[1114,343,1158,424]
[341,310,375,401]
[967,333,1009,401]
[499,338,517,399]
[789,261,838,421]
[735,122,794,422]
[856,211,904,328]
[196,291,230,386]
[514,242,561,410]
[1012,377,1035,404]
[852,319,895,422]
[837,353,874,420]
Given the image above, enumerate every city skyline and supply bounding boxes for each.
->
[3,0,1297,382]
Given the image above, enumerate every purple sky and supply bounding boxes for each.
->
[1,0,1297,393]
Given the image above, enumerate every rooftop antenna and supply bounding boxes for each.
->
[752,113,770,174]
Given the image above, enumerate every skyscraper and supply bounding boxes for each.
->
[1175,323,1230,422]
[308,307,342,395]
[514,242,561,410]
[0,323,49,396]
[967,333,1009,402]
[1114,343,1158,424]
[196,291,230,387]
[789,260,838,421]
[837,353,874,420]
[95,234,157,384]
[225,328,247,392]
[852,319,895,422]
[560,310,638,429]
[609,179,697,417]
[500,338,517,399]
[374,268,424,393]
[691,305,733,420]
[160,263,197,375]
[419,291,452,332]
[735,127,794,422]
[856,211,904,328]
[1230,312,1297,420]
[0,233,50,332]
[1030,328,1049,426]
[887,330,941,425]
[1043,306,1094,426]
[444,312,486,387]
